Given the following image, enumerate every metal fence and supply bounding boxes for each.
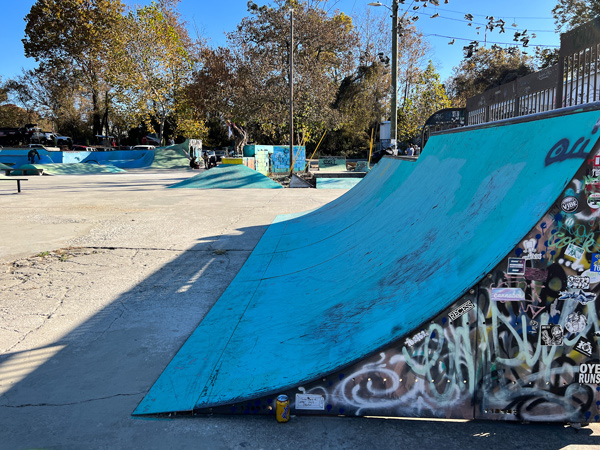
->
[465,17,600,124]
[466,66,559,125]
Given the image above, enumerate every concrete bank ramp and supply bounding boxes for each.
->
[170,164,283,189]
[135,105,600,417]
[28,163,126,175]
[149,142,191,169]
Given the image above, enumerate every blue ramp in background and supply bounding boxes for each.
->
[135,105,600,415]
[170,164,283,189]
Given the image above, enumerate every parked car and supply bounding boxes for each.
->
[56,136,72,147]
[71,145,93,151]
[214,150,227,162]
[132,145,156,150]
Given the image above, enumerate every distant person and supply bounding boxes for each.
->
[406,146,414,156]
[189,156,200,169]
[169,137,175,146]
[208,150,217,169]
[414,145,420,156]
[202,150,216,169]
[27,148,41,164]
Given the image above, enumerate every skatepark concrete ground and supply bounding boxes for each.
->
[1,171,600,449]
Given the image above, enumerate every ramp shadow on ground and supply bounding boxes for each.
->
[0,226,270,448]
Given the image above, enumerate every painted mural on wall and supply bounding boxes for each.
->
[270,146,305,173]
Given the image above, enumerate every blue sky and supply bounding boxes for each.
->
[0,0,560,82]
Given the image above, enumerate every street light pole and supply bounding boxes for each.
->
[289,8,294,172]
[390,0,398,155]
[368,1,399,155]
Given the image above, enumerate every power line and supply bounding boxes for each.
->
[433,7,554,21]
[410,10,556,33]
[425,33,559,48]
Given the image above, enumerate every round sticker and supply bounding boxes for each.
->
[588,192,600,209]
[561,196,579,213]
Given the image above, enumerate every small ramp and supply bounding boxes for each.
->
[170,164,283,189]
[149,142,192,169]
[27,163,125,175]
[135,104,600,422]
[316,178,362,189]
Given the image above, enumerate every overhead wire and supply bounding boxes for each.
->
[433,7,554,20]
[425,33,559,48]
[409,10,555,33]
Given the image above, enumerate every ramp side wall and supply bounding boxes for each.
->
[135,106,600,416]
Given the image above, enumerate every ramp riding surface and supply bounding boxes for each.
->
[170,164,283,189]
[135,105,600,415]
[149,142,192,169]
[28,163,126,175]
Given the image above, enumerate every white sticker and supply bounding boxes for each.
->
[295,394,325,410]
[565,243,584,260]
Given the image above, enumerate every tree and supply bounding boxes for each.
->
[398,61,450,143]
[447,47,535,107]
[23,0,125,136]
[4,67,87,137]
[397,20,434,109]
[108,1,200,144]
[226,0,358,145]
[552,0,600,32]
[181,47,237,147]
[535,47,560,69]
[323,7,437,156]
[325,7,391,156]
[0,77,40,130]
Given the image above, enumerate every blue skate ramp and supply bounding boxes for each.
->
[135,105,600,415]
[170,164,283,189]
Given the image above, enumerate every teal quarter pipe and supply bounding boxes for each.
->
[135,104,600,423]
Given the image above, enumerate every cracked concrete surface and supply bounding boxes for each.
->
[1,172,600,449]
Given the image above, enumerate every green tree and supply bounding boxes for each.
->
[181,47,236,147]
[447,47,535,107]
[108,1,199,143]
[0,77,39,129]
[398,61,450,143]
[535,47,560,69]
[552,0,600,32]
[226,0,358,145]
[4,66,89,138]
[397,21,434,109]
[23,0,124,136]
[323,7,391,156]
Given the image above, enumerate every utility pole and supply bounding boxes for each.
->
[390,0,398,155]
[289,8,294,172]
[369,1,399,155]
